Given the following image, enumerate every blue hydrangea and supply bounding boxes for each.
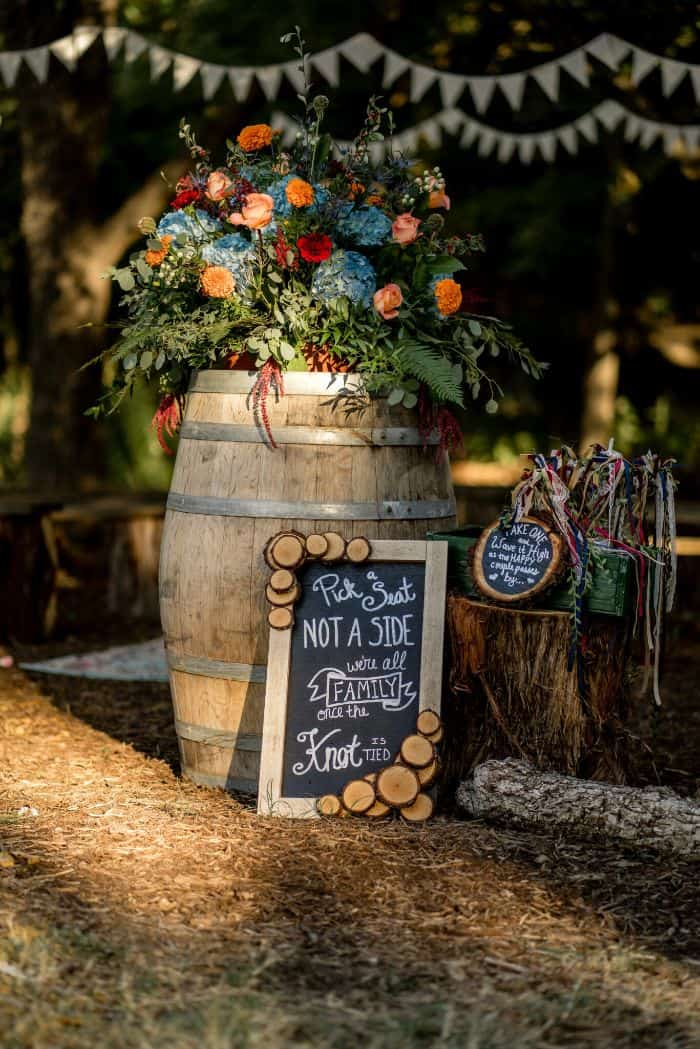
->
[157,208,222,243]
[311,250,376,308]
[337,204,392,248]
[201,234,255,291]
[267,175,330,218]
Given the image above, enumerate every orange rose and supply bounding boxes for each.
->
[392,213,421,246]
[434,278,462,316]
[428,189,451,210]
[228,192,274,230]
[144,235,172,267]
[285,177,315,208]
[348,180,365,200]
[373,283,403,321]
[237,124,273,151]
[206,170,233,201]
[200,265,236,298]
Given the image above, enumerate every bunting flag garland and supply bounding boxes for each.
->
[1,26,698,164]
[272,102,700,164]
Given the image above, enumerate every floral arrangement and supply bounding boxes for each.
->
[92,29,543,452]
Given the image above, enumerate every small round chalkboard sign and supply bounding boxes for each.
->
[472,515,564,604]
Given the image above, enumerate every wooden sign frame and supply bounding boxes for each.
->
[472,515,564,604]
[257,539,448,818]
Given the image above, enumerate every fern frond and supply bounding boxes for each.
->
[398,341,464,407]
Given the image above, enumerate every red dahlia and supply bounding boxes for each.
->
[297,233,333,264]
[170,189,201,209]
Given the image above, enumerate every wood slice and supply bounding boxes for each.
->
[317,794,342,817]
[341,779,376,815]
[365,798,391,819]
[400,792,435,823]
[417,758,440,789]
[265,582,301,607]
[269,568,296,593]
[321,532,346,563]
[471,515,564,605]
[376,765,420,808]
[416,709,442,737]
[346,536,371,563]
[265,532,306,570]
[305,533,329,558]
[268,606,294,630]
[399,734,435,769]
[425,726,444,744]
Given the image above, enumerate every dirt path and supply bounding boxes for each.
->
[1,645,699,1048]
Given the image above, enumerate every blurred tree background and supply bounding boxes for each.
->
[0,0,698,493]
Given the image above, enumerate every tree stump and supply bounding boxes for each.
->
[441,596,631,796]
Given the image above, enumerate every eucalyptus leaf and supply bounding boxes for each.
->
[468,319,482,336]
[485,398,499,414]
[155,351,166,370]
[123,354,137,371]
[402,391,418,409]
[387,387,404,406]
[115,269,135,292]
[139,350,154,370]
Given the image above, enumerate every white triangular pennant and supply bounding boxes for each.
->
[576,113,598,143]
[468,77,496,114]
[228,67,253,102]
[559,48,589,87]
[690,67,700,105]
[124,31,148,63]
[518,137,537,164]
[49,34,78,71]
[660,58,687,97]
[439,71,466,108]
[438,108,465,135]
[499,72,527,110]
[682,127,700,149]
[368,140,386,164]
[460,119,480,148]
[630,46,659,86]
[73,25,101,58]
[0,52,21,87]
[149,45,172,81]
[497,135,517,162]
[662,124,682,153]
[283,60,305,92]
[418,117,442,148]
[22,46,50,82]
[272,113,297,147]
[397,127,418,153]
[200,63,225,100]
[410,63,437,102]
[102,27,126,61]
[557,125,578,154]
[312,47,340,86]
[537,132,557,162]
[477,129,496,157]
[339,33,384,73]
[639,120,661,148]
[596,99,624,131]
[605,34,630,67]
[256,65,283,100]
[586,33,620,71]
[532,61,560,102]
[173,53,201,91]
[623,113,642,141]
[382,48,410,87]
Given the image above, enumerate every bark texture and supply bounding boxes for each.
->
[457,759,700,857]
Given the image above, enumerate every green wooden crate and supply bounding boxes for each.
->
[426,527,641,618]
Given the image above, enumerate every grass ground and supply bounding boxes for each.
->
[0,605,698,1049]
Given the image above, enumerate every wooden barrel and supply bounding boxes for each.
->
[159,370,456,793]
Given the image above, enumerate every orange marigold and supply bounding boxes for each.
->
[434,278,463,316]
[348,180,365,200]
[144,235,172,267]
[285,177,315,208]
[200,265,236,299]
[237,123,273,151]
[366,193,383,206]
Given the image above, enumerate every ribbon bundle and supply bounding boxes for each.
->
[509,443,677,704]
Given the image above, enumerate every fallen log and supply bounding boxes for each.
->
[457,759,700,857]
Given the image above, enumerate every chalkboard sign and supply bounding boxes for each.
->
[258,539,448,818]
[472,516,564,604]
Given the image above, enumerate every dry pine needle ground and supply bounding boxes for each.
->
[0,617,699,1049]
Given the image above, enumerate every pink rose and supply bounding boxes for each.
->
[228,192,274,230]
[428,190,451,210]
[392,213,421,246]
[373,283,403,320]
[206,170,233,201]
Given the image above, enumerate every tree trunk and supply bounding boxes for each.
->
[457,759,700,857]
[441,596,630,798]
